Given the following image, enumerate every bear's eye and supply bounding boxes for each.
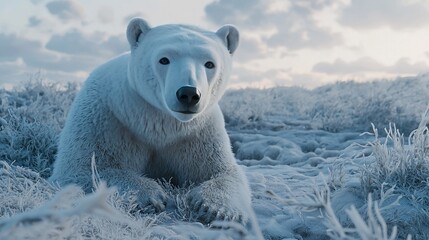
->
[204,61,215,69]
[159,57,170,65]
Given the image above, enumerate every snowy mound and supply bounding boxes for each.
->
[0,76,428,239]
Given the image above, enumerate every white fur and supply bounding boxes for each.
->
[50,19,255,227]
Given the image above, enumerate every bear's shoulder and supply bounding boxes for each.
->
[73,53,130,116]
[89,53,130,82]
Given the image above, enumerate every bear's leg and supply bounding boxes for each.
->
[98,168,168,212]
[187,169,264,238]
[187,167,252,224]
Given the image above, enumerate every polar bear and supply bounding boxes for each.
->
[49,18,256,227]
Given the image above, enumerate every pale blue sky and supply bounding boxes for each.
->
[1,0,429,89]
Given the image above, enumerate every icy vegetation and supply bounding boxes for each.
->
[221,75,429,134]
[0,75,428,239]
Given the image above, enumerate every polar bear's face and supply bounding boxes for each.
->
[126,18,239,122]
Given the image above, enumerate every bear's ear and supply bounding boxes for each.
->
[126,18,151,49]
[216,25,239,55]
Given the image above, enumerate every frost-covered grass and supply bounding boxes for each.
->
[358,108,429,238]
[0,160,160,239]
[0,160,254,239]
[0,79,76,178]
[274,180,404,240]
[0,75,428,239]
[221,75,429,134]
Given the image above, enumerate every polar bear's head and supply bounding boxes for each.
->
[126,18,239,122]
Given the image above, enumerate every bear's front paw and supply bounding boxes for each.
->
[187,187,247,224]
[137,180,168,213]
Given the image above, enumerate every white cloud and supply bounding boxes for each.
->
[266,22,342,49]
[123,12,145,24]
[0,59,84,87]
[0,60,28,86]
[313,57,384,74]
[30,0,45,5]
[97,6,114,24]
[27,54,101,72]
[229,67,326,89]
[313,57,429,75]
[339,0,429,29]
[28,16,42,27]
[205,0,265,28]
[233,37,267,62]
[46,0,84,22]
[0,33,44,62]
[388,58,429,74]
[45,29,127,57]
[0,61,86,87]
[0,32,122,75]
[205,0,342,50]
[288,73,329,88]
[2,0,429,89]
[230,66,293,88]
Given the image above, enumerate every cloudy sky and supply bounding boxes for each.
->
[1,0,429,89]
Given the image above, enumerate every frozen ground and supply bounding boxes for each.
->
[0,75,428,239]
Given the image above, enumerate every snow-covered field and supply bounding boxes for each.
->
[0,75,428,239]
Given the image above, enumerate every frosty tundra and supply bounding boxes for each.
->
[50,18,254,225]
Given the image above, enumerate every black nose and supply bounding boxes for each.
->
[176,86,201,108]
